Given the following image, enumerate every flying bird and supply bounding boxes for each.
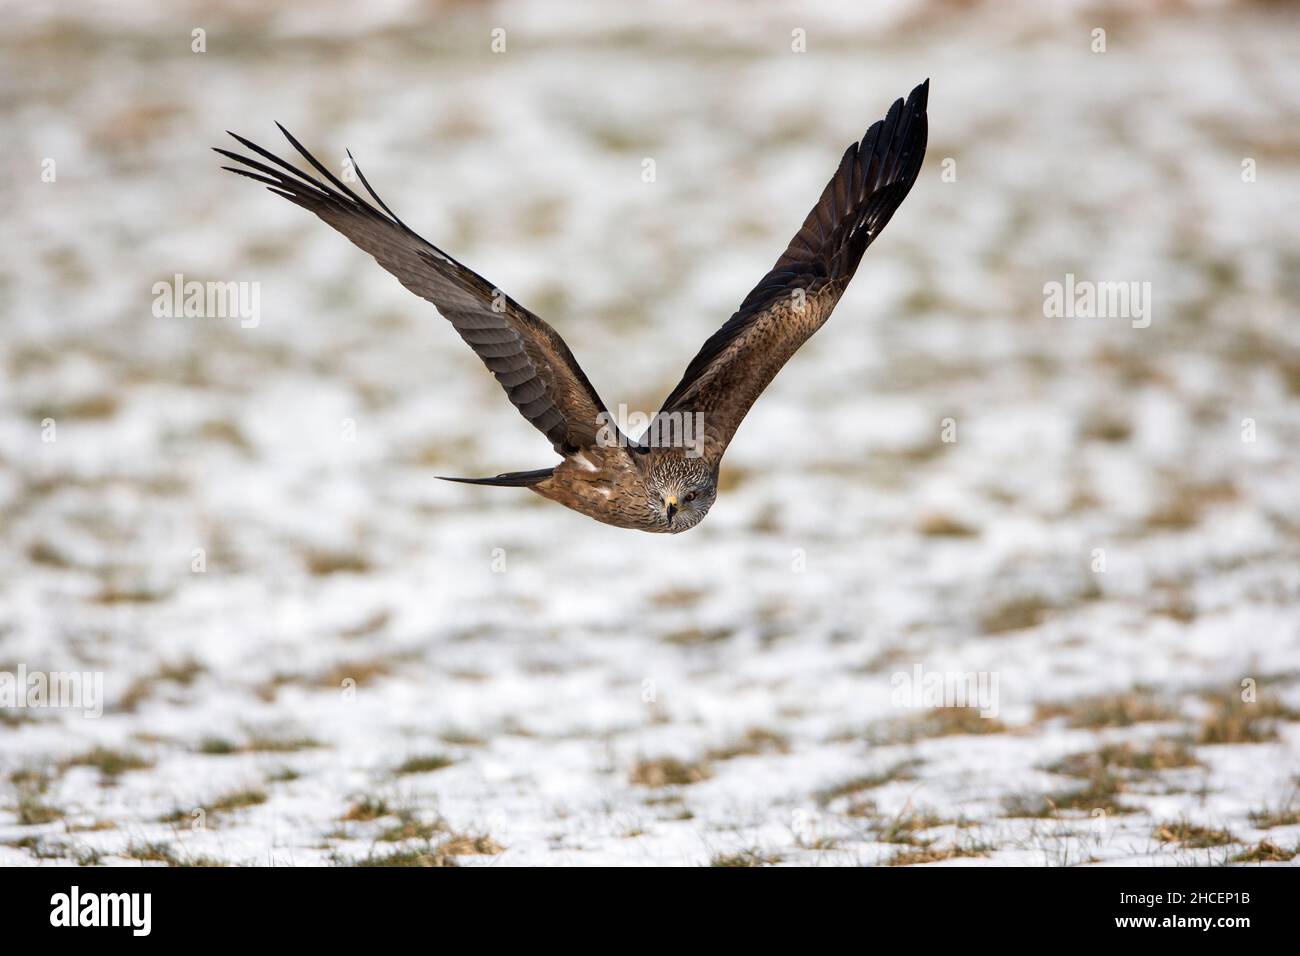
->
[217,79,928,533]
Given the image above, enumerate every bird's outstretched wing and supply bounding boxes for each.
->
[216,126,613,455]
[650,79,929,466]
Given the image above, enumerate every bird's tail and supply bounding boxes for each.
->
[437,467,555,487]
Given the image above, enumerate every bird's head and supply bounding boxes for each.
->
[646,456,716,533]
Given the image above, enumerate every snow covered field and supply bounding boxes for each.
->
[2,0,1299,866]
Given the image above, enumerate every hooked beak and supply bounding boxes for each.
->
[665,495,678,524]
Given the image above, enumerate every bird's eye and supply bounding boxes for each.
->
[685,492,696,502]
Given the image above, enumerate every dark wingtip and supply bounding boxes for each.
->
[910,78,930,111]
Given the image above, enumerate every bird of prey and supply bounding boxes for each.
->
[217,79,928,533]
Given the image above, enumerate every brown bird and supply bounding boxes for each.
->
[217,79,928,533]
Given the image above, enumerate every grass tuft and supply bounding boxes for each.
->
[394,755,454,775]
[630,757,712,788]
[1153,821,1237,848]
[1046,739,1200,778]
[1196,688,1298,745]
[342,796,391,822]
[1229,841,1296,863]
[1004,767,1136,819]
[870,708,1007,745]
[705,728,789,761]
[979,594,1055,634]
[710,849,782,867]
[63,746,153,783]
[884,843,988,866]
[816,759,924,807]
[1248,805,1300,829]
[125,841,223,867]
[916,513,979,538]
[1035,688,1176,729]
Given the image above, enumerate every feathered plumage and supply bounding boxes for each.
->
[217,80,929,532]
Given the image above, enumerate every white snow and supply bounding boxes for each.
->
[1,0,1298,867]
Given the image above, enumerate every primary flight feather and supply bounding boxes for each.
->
[217,79,929,533]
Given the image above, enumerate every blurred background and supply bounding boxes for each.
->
[2,0,1299,866]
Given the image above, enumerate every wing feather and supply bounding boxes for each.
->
[216,128,614,455]
[652,79,929,465]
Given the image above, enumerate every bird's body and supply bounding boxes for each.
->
[532,446,651,532]
[218,80,929,533]
[522,447,712,533]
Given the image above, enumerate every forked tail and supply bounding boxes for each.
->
[437,467,555,487]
